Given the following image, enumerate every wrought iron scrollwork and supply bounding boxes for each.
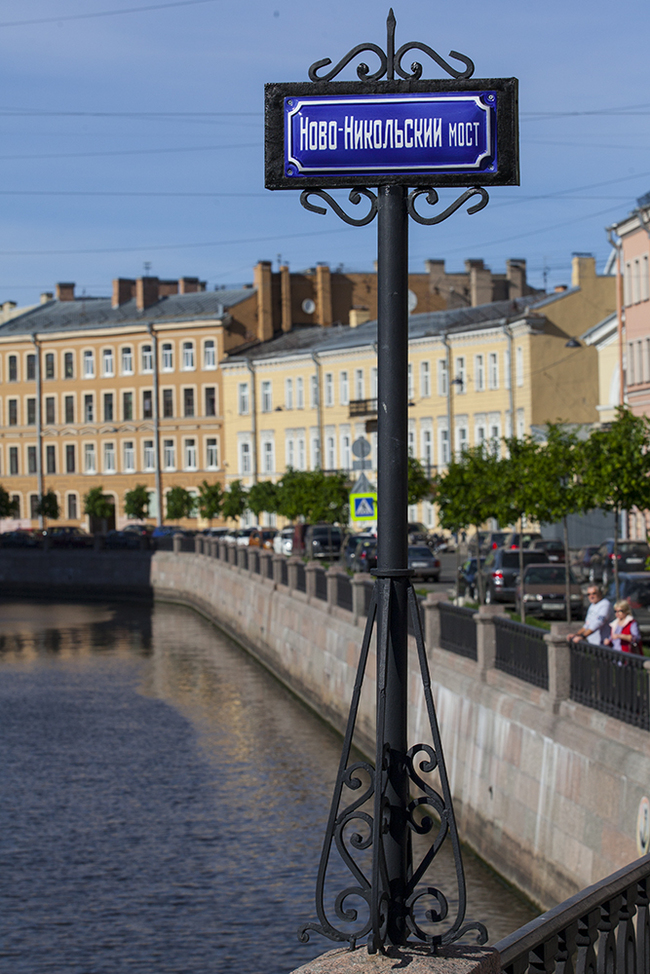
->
[407,187,490,226]
[300,188,378,226]
[308,8,475,83]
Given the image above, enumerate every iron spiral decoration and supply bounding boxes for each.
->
[298,582,488,953]
[407,187,490,225]
[300,188,378,227]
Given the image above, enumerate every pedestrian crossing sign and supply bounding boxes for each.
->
[350,492,377,522]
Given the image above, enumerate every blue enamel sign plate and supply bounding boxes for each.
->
[284,92,495,179]
[265,79,518,190]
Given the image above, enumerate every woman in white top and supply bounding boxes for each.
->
[603,599,642,654]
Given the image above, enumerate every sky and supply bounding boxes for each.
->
[0,0,649,306]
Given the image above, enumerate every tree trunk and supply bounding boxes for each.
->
[563,515,571,623]
[519,514,526,624]
[475,522,484,604]
[614,507,620,602]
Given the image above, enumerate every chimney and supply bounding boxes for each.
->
[253,261,273,342]
[506,259,527,299]
[280,265,292,333]
[56,282,75,302]
[112,278,135,308]
[315,263,333,326]
[179,277,202,294]
[136,276,160,311]
[571,254,596,288]
[158,279,179,297]
[40,293,53,304]
[349,308,371,328]
[465,260,492,306]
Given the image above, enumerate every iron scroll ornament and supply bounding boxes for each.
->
[308,8,475,83]
[299,186,490,228]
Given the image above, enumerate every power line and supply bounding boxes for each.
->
[0,189,268,197]
[0,108,260,117]
[0,142,259,161]
[0,0,220,29]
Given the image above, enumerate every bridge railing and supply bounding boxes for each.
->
[494,616,549,690]
[494,854,650,974]
[439,602,477,660]
[570,638,650,730]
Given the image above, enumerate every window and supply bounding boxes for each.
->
[27,446,37,474]
[475,354,485,392]
[325,372,334,406]
[628,342,635,386]
[408,427,415,457]
[123,441,135,473]
[326,435,336,470]
[46,445,56,474]
[121,347,133,374]
[141,345,153,372]
[83,350,94,378]
[457,424,469,454]
[64,352,74,379]
[286,436,294,468]
[310,433,320,470]
[103,393,114,422]
[475,415,487,446]
[8,355,17,381]
[45,353,55,380]
[45,397,55,425]
[371,367,378,399]
[163,439,175,470]
[310,374,319,408]
[26,354,36,381]
[184,439,197,470]
[64,396,74,424]
[30,495,39,520]
[143,440,155,471]
[238,382,249,415]
[438,359,448,396]
[261,380,272,413]
[354,368,364,400]
[162,343,173,371]
[162,389,173,418]
[439,427,449,465]
[206,438,219,469]
[504,349,511,390]
[9,447,18,475]
[407,363,414,399]
[66,444,75,473]
[516,346,524,387]
[182,342,195,370]
[142,390,153,419]
[455,356,466,393]
[203,339,216,369]
[296,377,304,409]
[67,494,77,520]
[102,348,114,376]
[183,388,194,418]
[285,378,293,409]
[84,394,93,423]
[420,361,431,397]
[8,399,17,425]
[123,391,133,421]
[84,443,96,473]
[340,371,349,405]
[643,255,650,302]
[422,429,433,469]
[490,420,501,457]
[488,352,499,390]
[633,259,641,305]
[516,408,525,439]
[27,398,36,425]
[297,435,306,470]
[262,440,274,474]
[205,386,216,417]
[341,433,351,470]
[240,441,251,475]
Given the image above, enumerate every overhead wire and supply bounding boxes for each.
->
[0,0,220,29]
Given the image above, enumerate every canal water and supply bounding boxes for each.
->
[0,601,536,973]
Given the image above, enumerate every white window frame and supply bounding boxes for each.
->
[354,368,364,400]
[238,382,250,415]
[326,434,336,470]
[184,438,198,471]
[261,380,272,413]
[182,341,195,371]
[103,442,116,474]
[475,354,485,392]
[341,432,351,470]
[262,439,274,474]
[296,377,304,409]
[516,346,524,387]
[162,343,173,371]
[163,439,176,471]
[488,352,499,390]
[240,440,251,475]
[123,441,135,473]
[143,440,155,471]
[83,443,96,474]
[203,339,216,369]
[285,377,293,410]
[324,372,334,406]
[206,438,219,470]
[340,370,349,406]
[102,348,114,377]
[407,362,414,400]
[141,345,153,373]
[83,350,95,378]
[420,361,430,397]
[121,346,134,375]
[310,374,319,409]
[438,359,448,397]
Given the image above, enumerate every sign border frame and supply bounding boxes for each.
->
[265,77,518,190]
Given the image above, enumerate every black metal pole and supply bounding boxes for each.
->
[376,183,409,945]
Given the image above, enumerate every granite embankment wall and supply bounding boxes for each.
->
[1,547,648,911]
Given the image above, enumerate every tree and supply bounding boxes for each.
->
[197,480,224,523]
[36,489,60,523]
[124,484,150,521]
[408,455,434,506]
[497,436,543,623]
[84,487,113,520]
[0,485,19,519]
[583,407,650,599]
[166,486,196,523]
[221,480,248,523]
[247,480,279,522]
[275,469,349,524]
[433,445,503,603]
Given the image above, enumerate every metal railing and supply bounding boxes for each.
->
[295,562,306,593]
[570,640,650,731]
[315,568,327,601]
[280,560,289,587]
[349,397,378,417]
[495,854,650,974]
[439,603,477,660]
[336,574,353,612]
[362,580,374,616]
[494,616,549,690]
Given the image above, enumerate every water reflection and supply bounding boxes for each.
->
[0,601,536,974]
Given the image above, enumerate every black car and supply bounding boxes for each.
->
[529,538,565,562]
[351,539,378,573]
[503,531,543,549]
[305,524,342,560]
[589,540,650,587]
[407,545,440,581]
[479,547,549,604]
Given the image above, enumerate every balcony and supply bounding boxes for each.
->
[349,398,377,418]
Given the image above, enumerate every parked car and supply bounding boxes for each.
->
[305,524,343,560]
[457,556,485,601]
[152,525,175,538]
[0,529,40,548]
[529,538,565,562]
[343,531,375,569]
[105,529,142,550]
[515,564,583,620]
[504,531,543,549]
[407,522,430,544]
[469,530,509,555]
[202,527,229,539]
[572,545,601,581]
[351,539,378,573]
[273,526,294,556]
[47,526,92,548]
[122,523,153,537]
[248,527,277,549]
[588,540,650,587]
[407,545,440,581]
[605,573,650,641]
[479,547,549,604]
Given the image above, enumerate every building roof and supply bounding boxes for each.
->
[0,288,253,336]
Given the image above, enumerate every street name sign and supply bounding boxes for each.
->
[265,78,518,190]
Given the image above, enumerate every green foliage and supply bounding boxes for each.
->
[83,487,114,520]
[275,469,349,524]
[434,445,503,535]
[36,489,60,521]
[496,435,541,528]
[247,480,279,519]
[221,480,248,523]
[0,485,19,519]
[583,407,650,518]
[197,480,224,522]
[407,455,434,506]
[124,484,150,521]
[166,486,196,522]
